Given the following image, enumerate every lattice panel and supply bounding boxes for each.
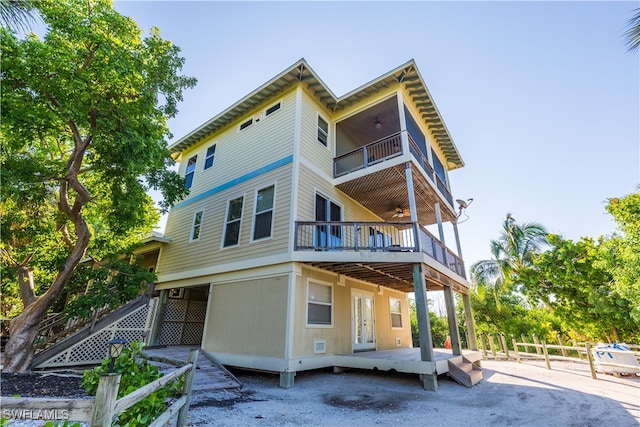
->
[186,301,207,322]
[159,322,182,346]
[181,322,204,345]
[164,300,187,322]
[36,300,155,369]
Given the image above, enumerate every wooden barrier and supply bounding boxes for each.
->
[2,348,198,426]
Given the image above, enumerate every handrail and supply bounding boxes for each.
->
[294,221,465,278]
[334,132,403,177]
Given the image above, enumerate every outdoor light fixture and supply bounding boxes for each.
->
[107,338,127,373]
[374,117,383,129]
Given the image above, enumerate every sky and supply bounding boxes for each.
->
[113,0,639,270]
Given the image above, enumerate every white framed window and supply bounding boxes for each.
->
[222,196,244,248]
[317,115,329,147]
[307,280,333,327]
[265,101,281,117]
[190,210,204,242]
[389,297,403,328]
[204,144,216,170]
[252,184,275,241]
[184,155,197,189]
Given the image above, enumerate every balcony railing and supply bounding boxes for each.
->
[334,132,403,177]
[294,221,466,279]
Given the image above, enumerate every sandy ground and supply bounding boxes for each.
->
[184,359,640,427]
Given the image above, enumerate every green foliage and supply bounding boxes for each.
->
[408,299,449,348]
[82,341,182,426]
[42,422,81,427]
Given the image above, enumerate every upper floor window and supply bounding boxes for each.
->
[431,148,446,184]
[184,155,197,189]
[389,297,403,328]
[190,210,204,242]
[265,102,281,116]
[239,118,253,131]
[307,281,333,326]
[223,196,244,247]
[253,185,275,241]
[204,144,216,170]
[317,115,329,146]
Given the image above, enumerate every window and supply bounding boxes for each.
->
[315,194,341,247]
[307,281,332,326]
[223,196,244,247]
[253,185,275,240]
[184,155,197,189]
[204,144,216,170]
[265,102,281,116]
[317,115,329,146]
[390,297,402,328]
[239,118,253,131]
[190,210,204,242]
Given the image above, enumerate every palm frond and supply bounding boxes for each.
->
[0,0,36,32]
[624,8,640,52]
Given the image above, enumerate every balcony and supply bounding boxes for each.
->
[294,221,466,284]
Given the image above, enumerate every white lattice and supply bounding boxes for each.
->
[181,322,204,345]
[186,301,206,322]
[159,322,182,346]
[164,300,187,321]
[35,299,156,369]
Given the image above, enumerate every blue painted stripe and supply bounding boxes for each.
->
[173,155,293,209]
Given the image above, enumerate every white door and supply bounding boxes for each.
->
[352,290,376,351]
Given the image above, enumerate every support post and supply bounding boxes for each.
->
[177,349,199,427]
[585,343,597,380]
[148,289,168,346]
[443,286,461,356]
[521,334,529,353]
[279,371,296,389]
[488,334,496,357]
[557,334,567,357]
[512,337,521,363]
[462,294,478,351]
[500,334,510,359]
[91,374,121,427]
[542,340,551,370]
[532,334,542,355]
[480,333,488,357]
[412,263,437,391]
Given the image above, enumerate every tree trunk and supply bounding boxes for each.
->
[3,307,42,372]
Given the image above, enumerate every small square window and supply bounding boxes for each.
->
[204,144,216,170]
[317,116,328,146]
[184,155,197,189]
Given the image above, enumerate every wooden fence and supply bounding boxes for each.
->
[477,333,640,379]
[2,349,198,426]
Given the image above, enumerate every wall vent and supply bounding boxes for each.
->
[396,337,402,347]
[314,339,326,354]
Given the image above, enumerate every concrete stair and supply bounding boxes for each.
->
[447,356,483,387]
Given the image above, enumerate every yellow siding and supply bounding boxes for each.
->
[295,163,381,222]
[203,276,288,358]
[292,266,412,358]
[298,89,335,177]
[178,89,297,199]
[158,164,293,275]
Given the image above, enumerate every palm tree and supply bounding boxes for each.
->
[624,8,640,52]
[471,213,548,305]
[0,0,36,32]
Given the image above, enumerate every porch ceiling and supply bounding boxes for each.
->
[335,164,457,225]
[303,261,468,295]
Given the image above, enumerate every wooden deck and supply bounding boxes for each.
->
[336,348,482,375]
[142,346,242,392]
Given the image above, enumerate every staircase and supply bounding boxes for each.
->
[447,356,483,387]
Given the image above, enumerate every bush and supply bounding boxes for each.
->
[82,341,182,426]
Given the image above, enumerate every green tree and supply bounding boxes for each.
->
[470,213,548,305]
[599,192,640,322]
[520,234,638,342]
[408,298,449,348]
[0,0,195,372]
[0,0,36,32]
[624,8,640,52]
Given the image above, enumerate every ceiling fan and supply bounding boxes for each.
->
[392,206,411,218]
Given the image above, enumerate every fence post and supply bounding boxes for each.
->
[585,343,597,380]
[91,374,121,427]
[500,334,510,359]
[574,339,583,359]
[480,333,488,357]
[532,334,542,355]
[541,340,551,370]
[488,334,496,358]
[177,348,199,427]
[557,334,567,357]
[512,337,521,363]
[521,334,529,353]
